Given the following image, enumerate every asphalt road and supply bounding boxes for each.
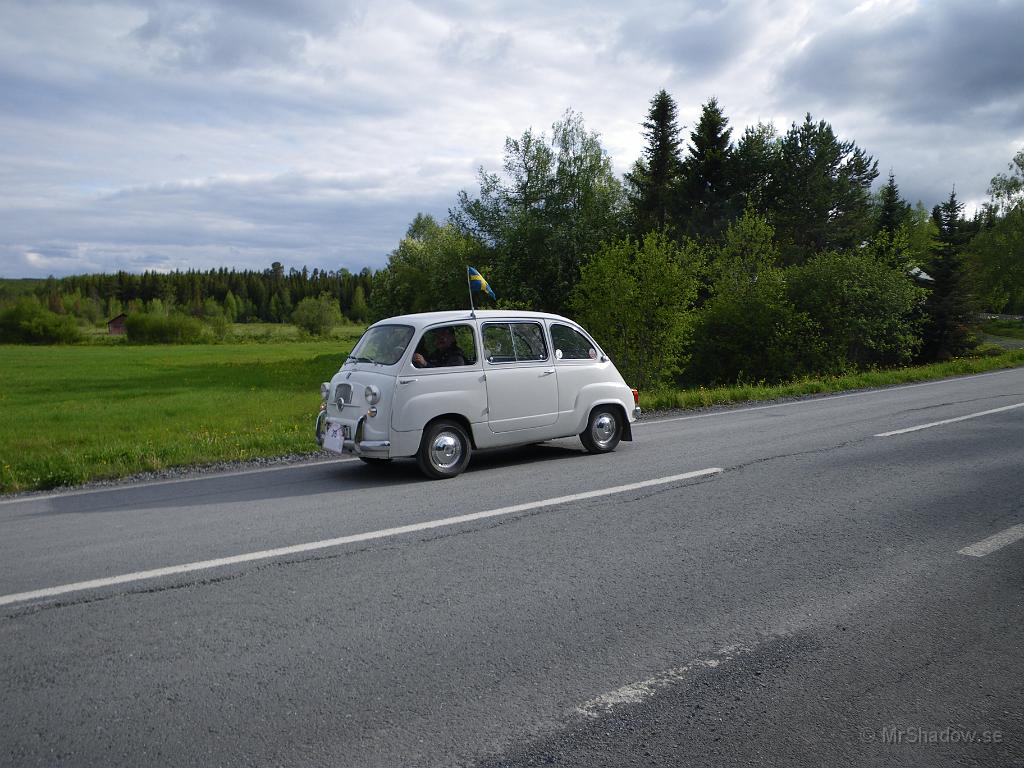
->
[2,369,1023,767]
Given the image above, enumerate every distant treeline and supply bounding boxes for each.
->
[0,263,373,327]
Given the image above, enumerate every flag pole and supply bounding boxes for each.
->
[466,266,476,317]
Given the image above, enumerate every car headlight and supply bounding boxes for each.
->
[320,382,330,402]
[364,384,381,405]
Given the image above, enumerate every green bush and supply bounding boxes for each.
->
[125,312,207,343]
[0,298,82,344]
[572,232,700,390]
[292,293,343,337]
[687,272,825,385]
[787,251,925,369]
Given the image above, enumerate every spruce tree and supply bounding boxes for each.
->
[624,90,684,236]
[679,97,735,240]
[920,190,976,361]
[875,171,912,237]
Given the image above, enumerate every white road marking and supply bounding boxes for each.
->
[638,368,1023,428]
[0,457,352,507]
[874,402,1024,437]
[0,467,723,607]
[576,643,753,718]
[958,524,1024,558]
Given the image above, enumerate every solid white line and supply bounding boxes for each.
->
[958,524,1024,557]
[0,457,352,507]
[874,402,1024,437]
[638,368,1024,428]
[0,467,723,607]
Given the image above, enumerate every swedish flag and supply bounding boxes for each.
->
[467,267,496,300]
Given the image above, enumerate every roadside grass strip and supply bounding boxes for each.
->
[958,524,1024,558]
[874,402,1024,437]
[0,467,723,607]
[641,350,1024,412]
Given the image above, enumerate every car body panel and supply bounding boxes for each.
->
[316,310,638,466]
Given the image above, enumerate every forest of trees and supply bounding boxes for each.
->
[0,263,373,341]
[370,92,1024,387]
[3,91,1023,389]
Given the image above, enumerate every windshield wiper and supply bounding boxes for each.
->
[345,355,375,364]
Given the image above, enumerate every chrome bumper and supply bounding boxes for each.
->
[633,406,642,420]
[315,409,391,458]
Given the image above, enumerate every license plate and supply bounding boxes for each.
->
[323,422,350,453]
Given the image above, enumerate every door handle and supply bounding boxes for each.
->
[541,369,555,376]
[399,378,418,384]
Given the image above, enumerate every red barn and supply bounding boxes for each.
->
[107,313,127,335]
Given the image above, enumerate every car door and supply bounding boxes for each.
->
[481,320,558,433]
[548,320,609,423]
[390,322,486,433]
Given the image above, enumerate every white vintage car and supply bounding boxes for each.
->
[315,310,640,479]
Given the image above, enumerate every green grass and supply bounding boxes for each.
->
[980,318,1024,340]
[3,340,1024,494]
[640,349,1024,410]
[79,321,365,344]
[0,341,357,493]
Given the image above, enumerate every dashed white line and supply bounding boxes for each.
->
[576,643,753,718]
[958,524,1024,558]
[874,402,1024,437]
[0,467,723,607]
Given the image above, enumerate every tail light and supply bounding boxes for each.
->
[631,388,639,405]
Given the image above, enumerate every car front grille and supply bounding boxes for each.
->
[334,383,353,406]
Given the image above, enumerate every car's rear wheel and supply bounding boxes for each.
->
[417,419,471,479]
[580,406,622,454]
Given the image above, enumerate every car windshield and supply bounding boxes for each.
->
[346,324,415,366]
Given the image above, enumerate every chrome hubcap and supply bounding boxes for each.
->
[592,413,616,447]
[430,432,462,470]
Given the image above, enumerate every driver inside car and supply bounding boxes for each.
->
[413,326,466,368]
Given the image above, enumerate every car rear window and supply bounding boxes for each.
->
[551,323,598,360]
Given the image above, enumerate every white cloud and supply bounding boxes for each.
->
[0,0,1021,277]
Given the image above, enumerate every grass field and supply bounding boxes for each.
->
[2,337,1024,494]
[0,338,359,493]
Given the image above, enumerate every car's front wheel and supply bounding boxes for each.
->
[580,406,622,454]
[417,419,471,479]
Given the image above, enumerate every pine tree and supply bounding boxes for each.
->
[624,90,684,236]
[770,114,879,263]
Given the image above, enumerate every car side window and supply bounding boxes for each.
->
[413,323,478,368]
[511,323,548,361]
[551,323,598,361]
[482,322,548,363]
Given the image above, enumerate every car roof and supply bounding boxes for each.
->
[369,310,579,330]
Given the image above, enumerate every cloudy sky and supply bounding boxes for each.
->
[2,0,1022,278]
